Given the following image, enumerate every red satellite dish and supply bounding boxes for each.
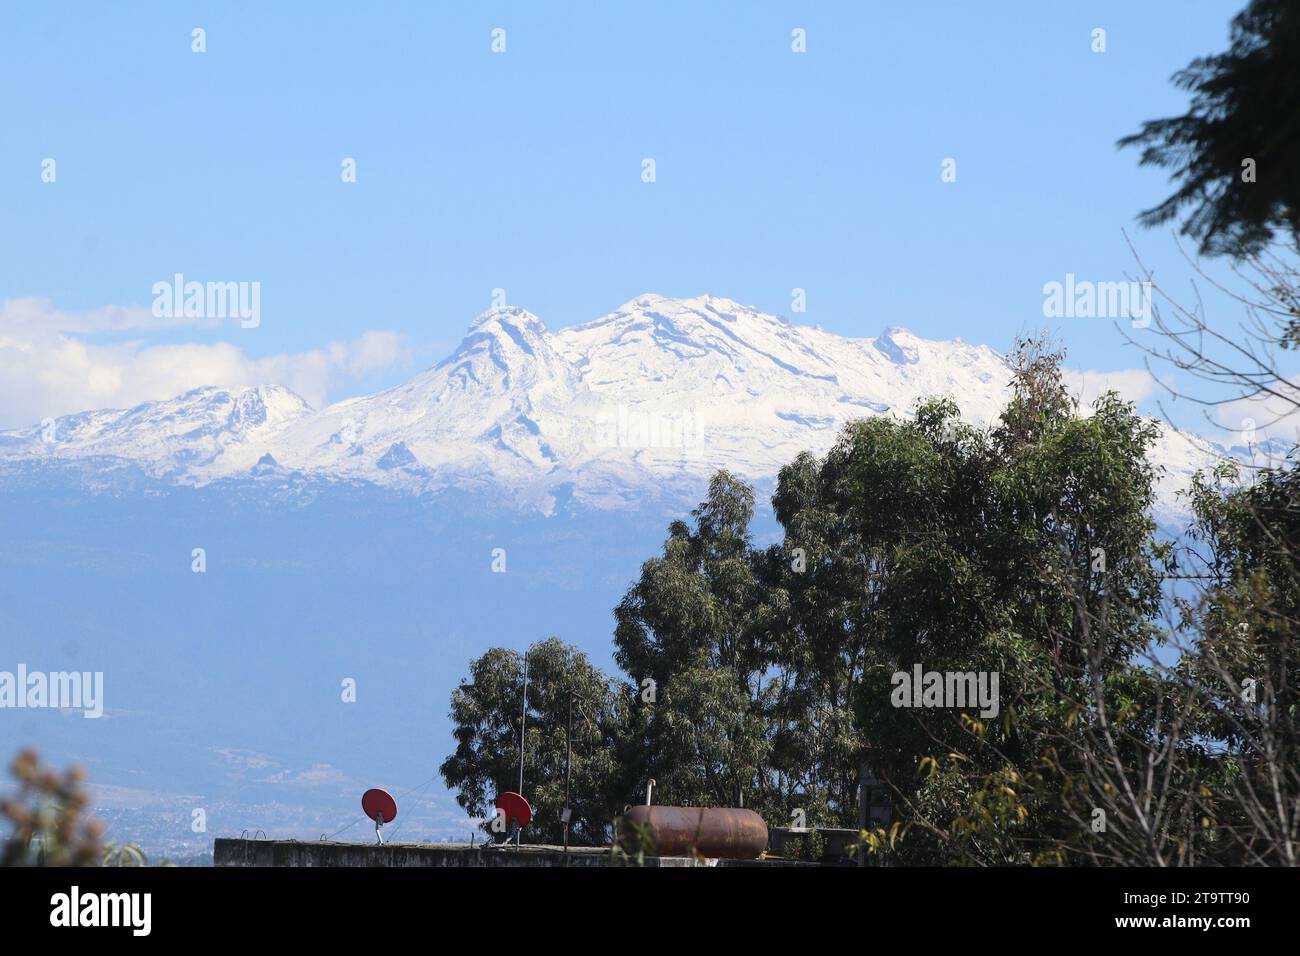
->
[494,791,532,828]
[362,788,398,825]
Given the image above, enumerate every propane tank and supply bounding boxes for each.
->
[621,805,768,859]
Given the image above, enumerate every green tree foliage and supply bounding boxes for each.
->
[820,342,1169,862]
[613,471,772,809]
[438,638,624,845]
[1118,0,1300,256]
[1180,462,1300,864]
[440,339,1298,865]
[757,440,887,827]
[101,842,149,867]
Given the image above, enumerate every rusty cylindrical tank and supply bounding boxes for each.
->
[622,806,768,859]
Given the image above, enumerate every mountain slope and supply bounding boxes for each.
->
[0,385,313,479]
[0,294,1230,519]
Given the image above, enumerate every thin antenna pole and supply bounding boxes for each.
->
[563,689,573,854]
[518,650,528,848]
[519,652,528,794]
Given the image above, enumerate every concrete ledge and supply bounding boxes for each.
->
[214,839,608,868]
[213,838,826,868]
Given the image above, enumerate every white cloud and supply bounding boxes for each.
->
[1062,367,1162,409]
[0,298,410,428]
[0,296,196,334]
[1207,379,1300,448]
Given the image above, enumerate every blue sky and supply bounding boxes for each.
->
[0,0,1252,424]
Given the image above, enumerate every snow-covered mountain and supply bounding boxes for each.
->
[0,294,1237,519]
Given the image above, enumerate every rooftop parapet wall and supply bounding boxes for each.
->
[214,839,607,868]
[213,838,826,867]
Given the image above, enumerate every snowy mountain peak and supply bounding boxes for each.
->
[875,326,921,365]
[584,293,789,338]
[0,384,314,479]
[434,304,572,398]
[442,306,554,371]
[467,305,548,336]
[0,295,1229,520]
